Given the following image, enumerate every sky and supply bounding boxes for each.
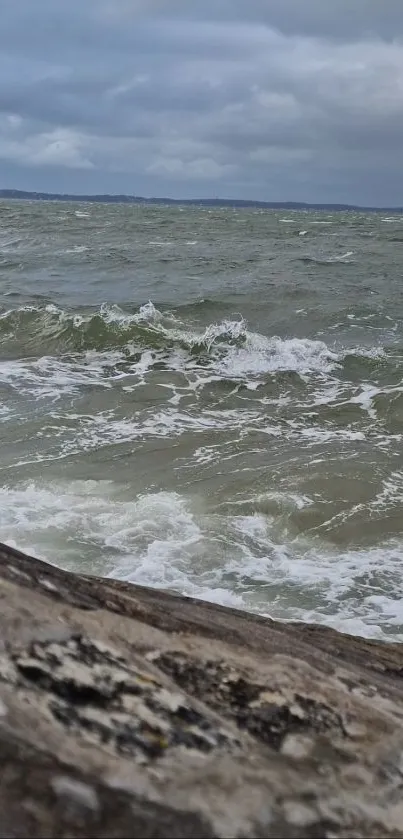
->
[1,0,403,205]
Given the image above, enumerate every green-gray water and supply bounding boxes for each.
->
[1,199,403,639]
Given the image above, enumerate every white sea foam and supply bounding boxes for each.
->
[55,407,261,457]
[286,423,365,444]
[0,352,126,400]
[62,245,89,254]
[331,251,354,262]
[368,469,403,512]
[47,300,162,329]
[8,400,377,470]
[303,251,354,264]
[2,481,403,640]
[217,333,339,378]
[0,403,11,421]
[224,513,403,639]
[0,483,242,604]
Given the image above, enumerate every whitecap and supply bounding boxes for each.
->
[332,251,354,261]
[217,333,339,378]
[302,251,354,264]
[62,245,89,254]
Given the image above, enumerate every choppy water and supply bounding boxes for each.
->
[2,199,403,639]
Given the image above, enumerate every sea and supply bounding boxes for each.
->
[1,199,403,641]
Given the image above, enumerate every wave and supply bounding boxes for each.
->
[0,300,345,391]
[3,480,403,639]
[0,302,173,356]
[0,300,336,363]
[0,301,387,402]
[299,251,354,265]
[0,301,392,410]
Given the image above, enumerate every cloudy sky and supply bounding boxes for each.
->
[1,0,403,204]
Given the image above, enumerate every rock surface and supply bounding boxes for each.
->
[1,542,403,837]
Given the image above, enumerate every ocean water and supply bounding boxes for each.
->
[1,199,403,640]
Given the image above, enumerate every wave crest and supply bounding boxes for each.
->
[0,301,341,379]
[0,301,388,399]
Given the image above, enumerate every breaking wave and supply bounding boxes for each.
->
[3,480,403,640]
[0,301,383,380]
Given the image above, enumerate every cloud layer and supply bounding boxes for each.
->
[1,0,403,203]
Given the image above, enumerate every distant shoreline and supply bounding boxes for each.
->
[0,189,402,213]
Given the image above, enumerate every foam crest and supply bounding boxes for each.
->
[195,318,247,351]
[218,334,339,377]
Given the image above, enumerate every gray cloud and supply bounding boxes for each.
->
[166,0,403,40]
[0,1,402,204]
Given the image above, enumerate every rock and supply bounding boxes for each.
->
[1,542,403,837]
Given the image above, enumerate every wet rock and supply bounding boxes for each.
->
[1,540,403,837]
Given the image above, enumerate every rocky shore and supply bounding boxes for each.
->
[1,540,403,837]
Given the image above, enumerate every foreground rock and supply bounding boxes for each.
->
[1,543,403,837]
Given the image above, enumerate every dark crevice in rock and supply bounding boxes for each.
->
[17,660,114,707]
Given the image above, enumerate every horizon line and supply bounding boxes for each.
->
[0,188,402,212]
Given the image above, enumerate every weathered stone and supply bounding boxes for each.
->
[1,540,403,837]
